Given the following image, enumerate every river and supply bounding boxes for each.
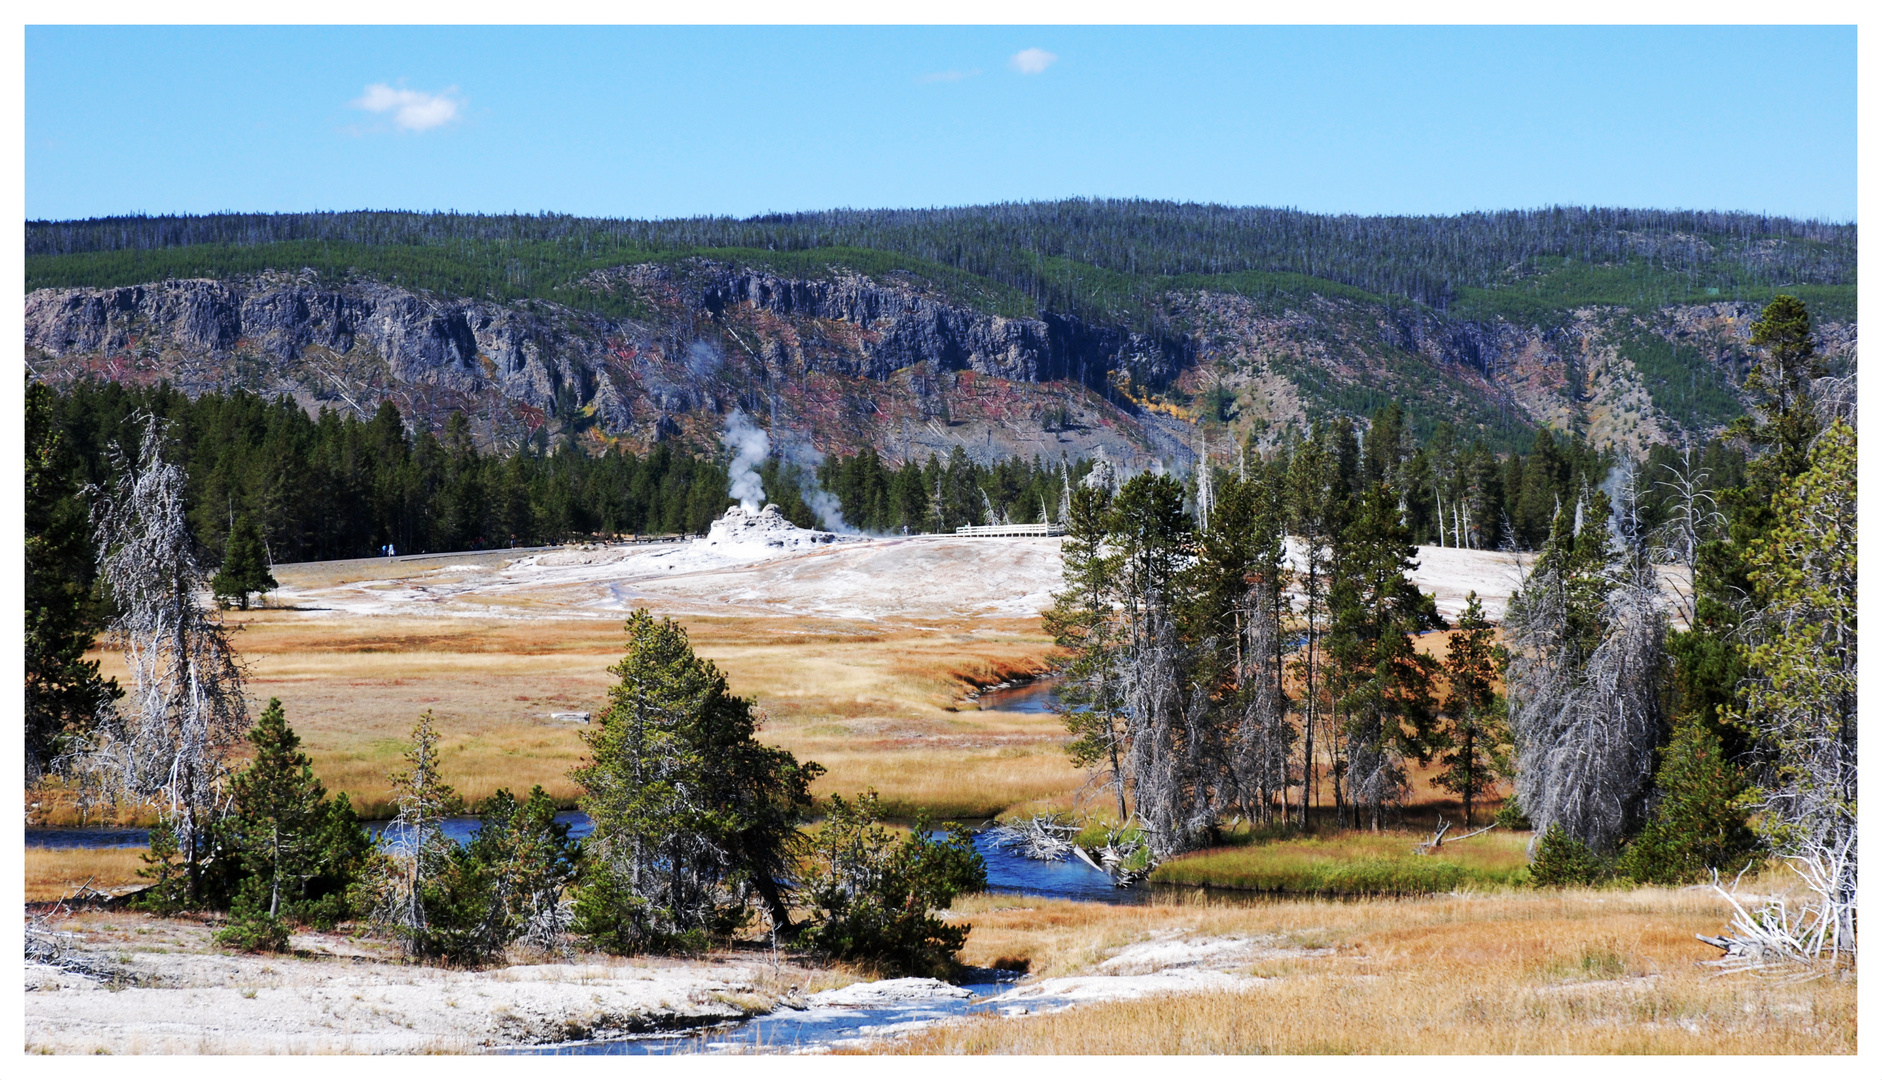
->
[28,811,1143,905]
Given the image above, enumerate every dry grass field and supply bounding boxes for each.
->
[36,615,1501,829]
[24,847,147,901]
[53,607,1069,822]
[877,883,1855,1054]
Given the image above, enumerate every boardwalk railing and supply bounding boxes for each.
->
[952,522,1066,538]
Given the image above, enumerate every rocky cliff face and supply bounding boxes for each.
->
[26,275,589,412]
[1166,290,1855,458]
[24,263,1198,468]
[23,260,1855,466]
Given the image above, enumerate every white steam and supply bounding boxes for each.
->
[803,485,852,534]
[769,429,855,534]
[722,409,770,512]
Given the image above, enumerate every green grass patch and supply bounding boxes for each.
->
[1149,828,1533,896]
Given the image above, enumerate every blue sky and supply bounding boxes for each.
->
[25,25,1857,222]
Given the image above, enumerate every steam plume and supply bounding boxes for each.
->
[722,409,770,512]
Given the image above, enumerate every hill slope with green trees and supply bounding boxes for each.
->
[26,204,1854,463]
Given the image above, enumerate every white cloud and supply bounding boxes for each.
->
[1008,48,1058,76]
[920,68,981,84]
[350,83,463,132]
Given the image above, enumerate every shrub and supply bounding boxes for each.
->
[464,786,581,951]
[799,792,986,977]
[1529,824,1609,887]
[214,892,291,953]
[1493,800,1533,831]
[1614,718,1758,886]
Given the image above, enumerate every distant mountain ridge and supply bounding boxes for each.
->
[22,204,1857,465]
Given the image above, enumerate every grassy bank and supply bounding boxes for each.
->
[1149,828,1533,895]
[25,847,147,902]
[879,881,1855,1054]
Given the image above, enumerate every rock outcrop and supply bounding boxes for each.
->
[22,259,1855,465]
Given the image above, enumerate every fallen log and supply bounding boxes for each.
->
[1415,821,1496,855]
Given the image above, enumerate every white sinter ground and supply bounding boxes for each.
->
[269,504,1686,626]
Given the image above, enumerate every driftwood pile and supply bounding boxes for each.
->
[26,883,124,983]
[986,815,1082,862]
[987,815,1152,888]
[1697,849,1856,980]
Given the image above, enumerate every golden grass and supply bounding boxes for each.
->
[62,609,1063,821]
[25,847,148,901]
[876,886,1855,1054]
[38,569,1497,828]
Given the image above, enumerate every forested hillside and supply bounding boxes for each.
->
[26,203,1856,325]
[24,202,1856,489]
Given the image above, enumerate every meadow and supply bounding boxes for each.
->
[27,585,1855,1056]
[50,607,1072,824]
[881,882,1855,1055]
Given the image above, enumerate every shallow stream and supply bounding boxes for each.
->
[28,813,1142,905]
[505,977,1027,1055]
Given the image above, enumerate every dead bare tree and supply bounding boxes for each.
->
[1649,444,1721,627]
[78,415,250,896]
[1230,582,1294,823]
[1118,598,1208,856]
[1505,496,1667,856]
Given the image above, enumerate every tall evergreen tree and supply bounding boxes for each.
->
[1042,482,1128,821]
[1431,593,1508,827]
[25,380,117,779]
[1286,427,1345,826]
[211,514,278,610]
[1732,417,1856,953]
[572,610,820,952]
[1326,480,1441,830]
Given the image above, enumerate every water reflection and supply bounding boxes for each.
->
[973,678,1060,714]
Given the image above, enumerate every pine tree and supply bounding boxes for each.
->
[1732,417,1856,951]
[1615,717,1755,885]
[25,381,118,779]
[1286,427,1345,827]
[1431,593,1509,827]
[369,709,465,961]
[219,698,330,949]
[572,610,820,953]
[1326,480,1441,830]
[212,515,277,610]
[1042,482,1127,821]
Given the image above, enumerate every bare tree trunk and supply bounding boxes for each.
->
[78,415,250,899]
